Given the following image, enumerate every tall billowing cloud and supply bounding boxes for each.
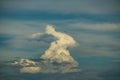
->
[12,25,79,73]
[41,25,77,63]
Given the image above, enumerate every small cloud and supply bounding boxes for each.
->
[20,66,41,73]
[30,32,44,38]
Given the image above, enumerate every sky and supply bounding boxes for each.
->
[0,0,120,80]
[0,0,120,62]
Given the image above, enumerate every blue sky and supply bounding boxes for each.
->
[0,0,120,62]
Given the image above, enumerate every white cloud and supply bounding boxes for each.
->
[30,32,44,38]
[41,25,78,63]
[10,25,79,73]
[20,67,41,73]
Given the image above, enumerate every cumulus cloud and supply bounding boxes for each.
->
[12,58,41,73]
[41,25,77,63]
[11,25,79,73]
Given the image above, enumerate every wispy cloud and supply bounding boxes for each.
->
[67,22,120,32]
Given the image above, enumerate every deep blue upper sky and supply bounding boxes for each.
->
[0,0,120,22]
